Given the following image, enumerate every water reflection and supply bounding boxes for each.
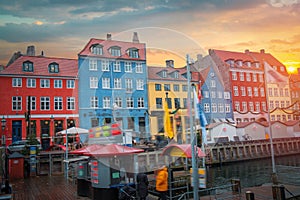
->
[206,154,300,188]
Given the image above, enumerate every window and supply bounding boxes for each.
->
[277,115,281,121]
[204,91,209,98]
[218,103,224,113]
[232,72,237,80]
[102,77,110,89]
[125,78,133,92]
[162,71,167,78]
[40,97,50,110]
[67,97,75,110]
[286,101,290,107]
[270,101,274,110]
[233,86,239,96]
[262,102,267,112]
[249,102,254,112]
[89,59,97,71]
[136,79,144,90]
[27,78,36,88]
[252,73,257,82]
[279,88,284,97]
[155,84,161,91]
[49,62,59,73]
[156,98,162,109]
[12,78,22,87]
[23,61,34,72]
[275,101,279,108]
[114,97,122,108]
[173,84,179,92]
[285,88,289,97]
[235,101,240,111]
[54,80,62,88]
[259,74,264,82]
[174,72,179,79]
[210,91,216,98]
[128,48,139,58]
[126,97,134,108]
[110,47,121,56]
[254,87,258,97]
[103,97,111,108]
[242,102,247,112]
[113,61,121,72]
[174,98,180,108]
[210,80,216,88]
[67,80,75,88]
[114,78,122,89]
[246,73,251,81]
[204,103,210,112]
[247,87,252,96]
[90,77,98,88]
[211,103,217,113]
[91,44,103,55]
[125,62,132,72]
[102,60,109,71]
[280,66,285,72]
[182,85,187,92]
[260,88,265,97]
[164,84,170,91]
[54,97,63,110]
[225,104,230,113]
[281,101,285,108]
[239,72,244,81]
[224,92,230,99]
[135,63,143,73]
[27,96,36,111]
[90,97,98,108]
[12,96,22,111]
[40,79,50,88]
[255,102,260,112]
[183,98,187,109]
[254,62,260,68]
[137,97,144,108]
[268,88,273,97]
[241,87,246,96]
[274,88,278,97]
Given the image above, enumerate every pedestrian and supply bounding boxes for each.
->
[137,166,149,200]
[155,165,168,200]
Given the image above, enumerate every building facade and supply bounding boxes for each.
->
[78,33,150,141]
[0,54,78,149]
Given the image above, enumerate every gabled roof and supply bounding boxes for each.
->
[211,49,254,62]
[206,122,236,129]
[0,55,77,77]
[78,38,146,60]
[236,121,267,128]
[147,66,187,81]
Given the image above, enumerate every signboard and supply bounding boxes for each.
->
[88,122,123,145]
[190,167,206,188]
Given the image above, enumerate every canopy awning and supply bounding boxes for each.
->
[70,144,103,155]
[83,144,144,157]
[161,144,206,158]
[57,127,89,135]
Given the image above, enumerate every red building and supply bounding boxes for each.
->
[0,54,78,149]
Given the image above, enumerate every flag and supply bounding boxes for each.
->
[164,99,174,139]
[264,61,288,83]
[193,86,207,127]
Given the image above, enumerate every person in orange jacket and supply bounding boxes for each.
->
[155,165,168,200]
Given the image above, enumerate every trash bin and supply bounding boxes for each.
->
[77,161,90,197]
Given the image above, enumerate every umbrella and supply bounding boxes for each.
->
[70,144,103,155]
[83,144,144,157]
[161,144,206,158]
[57,127,89,134]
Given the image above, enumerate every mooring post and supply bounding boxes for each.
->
[245,191,255,200]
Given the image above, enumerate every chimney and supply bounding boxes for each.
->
[107,33,112,40]
[260,49,265,54]
[245,49,250,54]
[132,32,139,43]
[26,45,35,56]
[166,60,174,68]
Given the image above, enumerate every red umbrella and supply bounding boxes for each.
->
[161,144,206,158]
[70,144,103,155]
[83,144,144,157]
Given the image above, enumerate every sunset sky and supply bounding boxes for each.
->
[0,0,300,71]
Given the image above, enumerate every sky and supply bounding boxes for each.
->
[0,0,300,71]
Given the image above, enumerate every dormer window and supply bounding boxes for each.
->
[109,46,121,56]
[254,62,260,68]
[245,61,251,67]
[91,44,103,55]
[237,60,242,67]
[162,70,167,78]
[49,62,59,73]
[280,66,285,72]
[128,48,139,58]
[226,59,234,67]
[23,61,34,72]
[174,71,179,78]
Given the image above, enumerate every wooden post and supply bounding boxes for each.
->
[231,179,241,194]
[272,185,285,200]
[246,191,255,200]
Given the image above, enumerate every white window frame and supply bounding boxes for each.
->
[137,97,144,108]
[90,97,98,108]
[40,96,50,110]
[102,77,110,89]
[125,62,132,72]
[135,63,143,73]
[102,60,109,71]
[103,97,111,108]
[12,78,22,87]
[136,79,144,90]
[126,97,134,108]
[54,97,63,110]
[90,77,98,88]
[113,61,121,72]
[27,78,36,88]
[67,97,75,110]
[89,59,97,71]
[54,80,63,88]
[114,78,122,89]
[67,80,75,89]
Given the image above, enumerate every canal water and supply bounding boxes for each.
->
[206,154,300,188]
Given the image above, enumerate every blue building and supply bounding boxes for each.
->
[195,55,234,124]
[78,33,150,141]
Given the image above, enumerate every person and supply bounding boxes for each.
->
[155,165,168,200]
[136,166,149,200]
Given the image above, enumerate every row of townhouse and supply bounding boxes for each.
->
[0,32,299,149]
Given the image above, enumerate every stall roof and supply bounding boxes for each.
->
[70,144,104,155]
[83,144,144,157]
[161,144,205,158]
